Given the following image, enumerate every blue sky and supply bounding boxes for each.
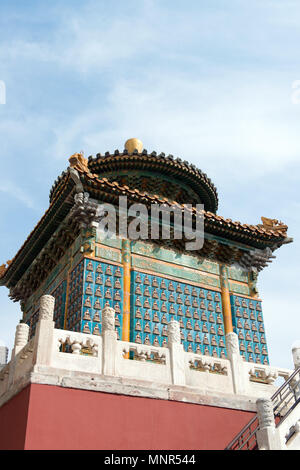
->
[0,0,299,368]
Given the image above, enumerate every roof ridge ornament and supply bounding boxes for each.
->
[68,152,98,182]
[258,216,288,235]
[68,152,90,173]
[124,138,143,153]
[0,260,12,278]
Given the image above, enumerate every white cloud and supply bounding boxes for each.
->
[0,2,159,74]
[49,73,300,182]
[0,180,36,209]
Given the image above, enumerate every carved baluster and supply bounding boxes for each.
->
[266,368,278,384]
[8,320,30,386]
[257,398,275,429]
[39,295,55,320]
[91,344,98,357]
[102,306,117,376]
[14,322,30,355]
[167,319,185,386]
[167,319,181,345]
[138,350,147,362]
[256,397,282,449]
[292,343,300,369]
[226,331,246,394]
[86,338,98,357]
[33,295,55,367]
[290,343,300,400]
[71,340,82,355]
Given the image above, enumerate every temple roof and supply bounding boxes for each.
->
[50,146,219,213]
[0,145,292,299]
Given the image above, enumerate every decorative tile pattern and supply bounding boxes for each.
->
[28,308,39,338]
[130,270,226,358]
[52,281,67,329]
[79,259,124,338]
[66,260,84,332]
[230,294,269,365]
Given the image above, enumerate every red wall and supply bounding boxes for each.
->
[0,384,254,450]
[0,385,31,450]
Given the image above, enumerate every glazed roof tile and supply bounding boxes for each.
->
[50,149,219,213]
[74,164,286,241]
[0,156,289,286]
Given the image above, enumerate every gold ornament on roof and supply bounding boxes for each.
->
[0,260,12,278]
[0,264,6,277]
[68,151,96,178]
[69,152,89,172]
[124,138,143,153]
[259,217,288,234]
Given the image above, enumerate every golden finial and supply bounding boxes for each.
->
[124,138,143,153]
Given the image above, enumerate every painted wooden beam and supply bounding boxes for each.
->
[220,264,233,334]
[121,239,131,343]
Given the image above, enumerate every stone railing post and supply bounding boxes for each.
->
[292,343,300,370]
[8,321,30,386]
[102,306,117,376]
[14,322,30,356]
[226,332,247,395]
[256,397,282,450]
[167,320,185,386]
[32,295,55,367]
[291,342,300,401]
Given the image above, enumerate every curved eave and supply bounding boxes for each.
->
[80,170,287,249]
[0,173,74,288]
[50,150,219,213]
[1,167,288,288]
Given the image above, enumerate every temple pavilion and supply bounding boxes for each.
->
[0,138,291,365]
